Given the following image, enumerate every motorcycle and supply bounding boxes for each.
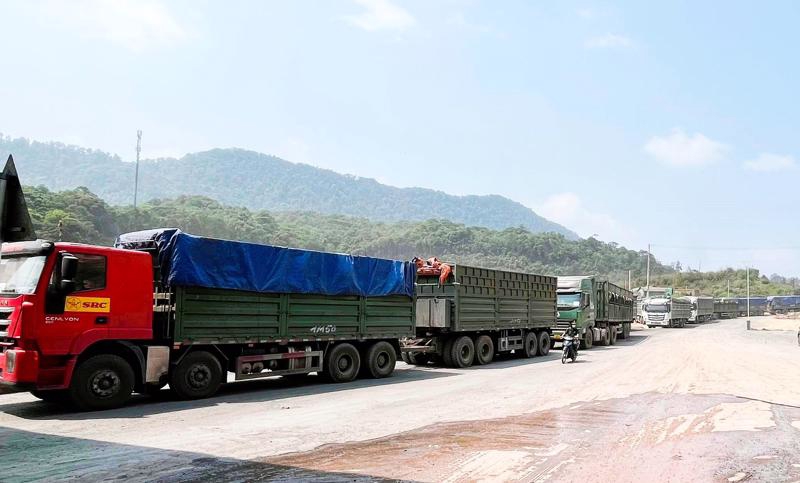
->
[561,335,578,364]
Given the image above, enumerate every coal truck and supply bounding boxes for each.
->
[554,276,634,349]
[401,263,556,367]
[0,225,418,410]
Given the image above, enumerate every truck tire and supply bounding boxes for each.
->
[68,354,134,411]
[522,331,538,358]
[450,335,475,368]
[364,341,396,378]
[170,351,224,400]
[622,323,631,339]
[474,335,494,365]
[609,327,618,345]
[324,343,361,383]
[599,328,611,346]
[538,332,551,356]
[581,328,594,350]
[400,352,411,364]
[442,337,455,367]
[31,389,69,404]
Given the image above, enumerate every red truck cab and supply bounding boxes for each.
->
[0,239,153,407]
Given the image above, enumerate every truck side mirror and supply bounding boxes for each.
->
[60,254,78,281]
[581,293,590,307]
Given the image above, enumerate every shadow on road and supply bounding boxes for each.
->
[0,367,455,421]
[0,427,407,482]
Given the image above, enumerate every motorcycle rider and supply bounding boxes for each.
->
[564,322,580,357]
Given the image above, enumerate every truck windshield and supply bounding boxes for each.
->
[0,255,47,295]
[645,303,669,313]
[557,294,581,308]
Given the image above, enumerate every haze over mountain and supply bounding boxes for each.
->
[0,136,578,239]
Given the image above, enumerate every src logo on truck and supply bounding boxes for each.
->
[64,296,111,313]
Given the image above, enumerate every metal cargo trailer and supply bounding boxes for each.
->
[713,298,738,319]
[403,263,556,368]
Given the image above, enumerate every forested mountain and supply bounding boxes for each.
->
[25,185,657,285]
[1,136,578,239]
[21,184,800,295]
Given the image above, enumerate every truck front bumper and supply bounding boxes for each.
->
[0,348,39,391]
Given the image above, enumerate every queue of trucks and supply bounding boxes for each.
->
[0,156,791,411]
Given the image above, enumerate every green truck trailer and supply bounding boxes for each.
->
[115,229,417,397]
[555,276,635,348]
[402,264,557,368]
[713,298,739,319]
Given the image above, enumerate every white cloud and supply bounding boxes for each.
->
[536,192,634,243]
[585,34,632,48]
[41,0,186,52]
[644,128,728,167]
[344,0,416,32]
[743,153,797,172]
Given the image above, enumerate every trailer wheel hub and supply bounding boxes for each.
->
[90,370,121,398]
[187,364,211,388]
[337,355,353,371]
[376,352,389,369]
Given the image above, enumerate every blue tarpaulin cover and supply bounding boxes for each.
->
[115,229,415,297]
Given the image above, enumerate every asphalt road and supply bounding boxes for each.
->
[1,316,799,482]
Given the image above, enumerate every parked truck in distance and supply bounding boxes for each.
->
[687,296,714,323]
[632,286,672,323]
[642,296,691,328]
[555,276,634,349]
[736,297,767,317]
[0,228,417,410]
[402,263,556,367]
[766,295,800,315]
[713,298,739,319]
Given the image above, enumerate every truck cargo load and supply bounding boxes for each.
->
[116,229,415,297]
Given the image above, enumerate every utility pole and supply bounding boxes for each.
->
[746,266,751,330]
[646,243,651,298]
[628,270,632,290]
[134,130,142,209]
[727,279,730,298]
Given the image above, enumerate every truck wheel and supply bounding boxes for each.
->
[31,389,69,404]
[450,335,475,368]
[610,328,618,345]
[442,338,455,367]
[324,343,361,383]
[538,332,551,356]
[522,331,538,358]
[365,341,396,378]
[69,354,134,411]
[599,328,611,346]
[170,351,223,400]
[581,328,594,350]
[400,352,411,364]
[474,335,494,365]
[622,323,631,339]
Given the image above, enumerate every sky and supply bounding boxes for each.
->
[1,0,799,276]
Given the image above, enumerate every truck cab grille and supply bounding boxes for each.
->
[0,308,13,337]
